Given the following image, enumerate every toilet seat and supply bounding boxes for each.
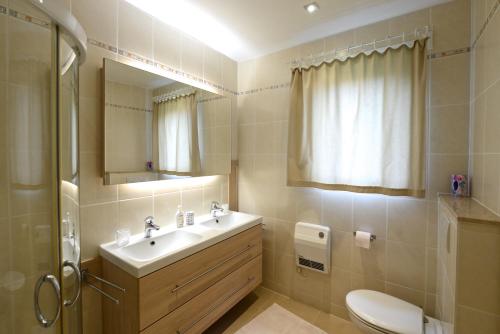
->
[346,290,424,334]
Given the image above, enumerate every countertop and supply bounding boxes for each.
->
[439,195,500,226]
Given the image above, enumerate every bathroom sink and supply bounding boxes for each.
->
[200,212,256,230]
[99,211,263,277]
[120,230,202,262]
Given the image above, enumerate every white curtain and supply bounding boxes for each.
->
[288,40,427,197]
[153,93,201,175]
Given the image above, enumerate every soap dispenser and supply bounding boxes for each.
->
[176,205,184,228]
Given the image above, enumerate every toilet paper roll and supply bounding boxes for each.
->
[355,231,371,250]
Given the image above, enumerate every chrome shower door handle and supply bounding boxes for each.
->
[63,260,81,307]
[34,274,61,328]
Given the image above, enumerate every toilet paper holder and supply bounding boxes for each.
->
[353,231,376,241]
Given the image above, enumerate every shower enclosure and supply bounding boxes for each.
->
[0,0,86,333]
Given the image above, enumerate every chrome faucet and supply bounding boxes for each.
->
[210,201,224,217]
[144,216,160,238]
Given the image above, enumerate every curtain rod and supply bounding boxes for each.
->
[153,87,196,103]
[290,26,432,69]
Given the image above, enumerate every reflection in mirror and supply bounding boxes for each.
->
[103,58,231,185]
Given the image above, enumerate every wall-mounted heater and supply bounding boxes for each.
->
[294,222,331,274]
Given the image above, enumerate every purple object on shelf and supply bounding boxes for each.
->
[451,174,467,197]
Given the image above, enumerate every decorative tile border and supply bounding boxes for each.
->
[87,38,238,97]
[0,5,51,29]
[429,47,471,59]
[106,102,152,113]
[472,0,500,48]
[237,82,291,96]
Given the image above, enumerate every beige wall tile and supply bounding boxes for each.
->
[353,194,387,239]
[426,247,438,294]
[354,21,389,45]
[431,54,470,107]
[331,268,351,306]
[118,197,153,235]
[322,191,353,233]
[238,60,257,92]
[274,219,294,256]
[180,33,203,77]
[430,0,471,52]
[388,197,427,245]
[118,183,154,201]
[387,241,426,290]
[295,188,322,224]
[118,0,153,59]
[430,105,470,155]
[80,152,118,206]
[350,272,385,293]
[73,0,117,45]
[350,238,386,280]
[386,283,425,308]
[485,81,500,154]
[456,305,500,334]
[152,19,181,69]
[331,231,352,271]
[153,192,181,227]
[481,10,500,93]
[388,9,430,35]
[428,154,469,200]
[80,202,119,260]
[472,95,486,155]
[181,187,204,216]
[274,253,295,296]
[482,154,500,213]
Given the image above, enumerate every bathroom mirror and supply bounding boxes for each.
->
[103,58,231,185]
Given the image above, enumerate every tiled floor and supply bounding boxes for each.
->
[205,286,363,334]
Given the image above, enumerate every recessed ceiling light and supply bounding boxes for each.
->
[304,2,319,14]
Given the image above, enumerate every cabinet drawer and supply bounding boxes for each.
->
[141,254,262,334]
[139,225,262,329]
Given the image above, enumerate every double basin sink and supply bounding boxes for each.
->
[99,211,262,277]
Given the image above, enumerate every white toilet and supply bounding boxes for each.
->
[346,290,443,334]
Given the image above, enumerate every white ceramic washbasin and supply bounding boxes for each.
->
[200,212,259,230]
[120,230,202,262]
[99,211,263,277]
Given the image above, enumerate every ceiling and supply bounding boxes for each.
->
[128,0,450,62]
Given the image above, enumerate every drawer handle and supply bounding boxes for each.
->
[171,244,253,293]
[176,276,256,334]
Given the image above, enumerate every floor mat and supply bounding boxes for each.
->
[235,303,327,334]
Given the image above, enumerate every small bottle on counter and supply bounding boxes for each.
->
[185,211,194,225]
[176,205,184,228]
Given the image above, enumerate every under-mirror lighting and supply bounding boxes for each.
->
[304,2,320,14]
[125,0,245,61]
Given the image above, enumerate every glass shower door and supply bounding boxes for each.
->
[0,2,60,333]
[59,32,82,334]
[0,1,84,332]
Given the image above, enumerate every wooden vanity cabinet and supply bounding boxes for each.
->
[102,225,262,334]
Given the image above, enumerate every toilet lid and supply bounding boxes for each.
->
[346,290,423,334]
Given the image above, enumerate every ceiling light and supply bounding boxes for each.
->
[125,0,245,61]
[304,2,319,14]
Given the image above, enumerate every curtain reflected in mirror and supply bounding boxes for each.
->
[153,92,201,175]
